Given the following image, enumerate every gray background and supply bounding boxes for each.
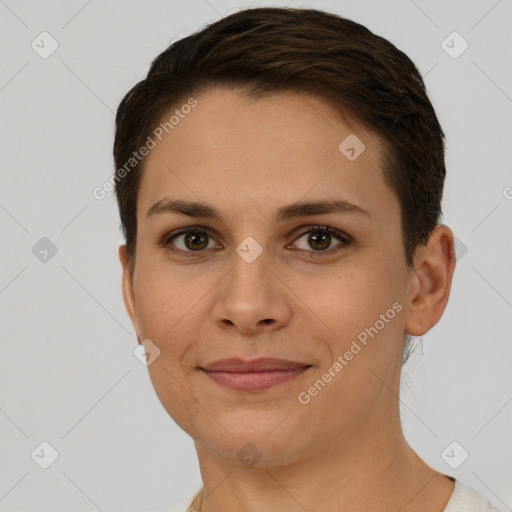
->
[1,0,511,510]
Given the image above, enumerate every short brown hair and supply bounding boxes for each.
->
[114,7,445,274]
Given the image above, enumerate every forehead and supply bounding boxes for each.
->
[137,87,398,228]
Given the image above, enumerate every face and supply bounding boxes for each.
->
[120,87,442,467]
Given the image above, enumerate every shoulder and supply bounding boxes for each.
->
[443,479,502,512]
[168,486,202,512]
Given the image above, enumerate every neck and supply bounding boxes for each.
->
[191,408,454,512]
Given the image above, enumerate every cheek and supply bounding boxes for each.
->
[297,269,405,404]
[133,262,200,350]
[302,264,398,329]
[301,263,406,377]
[133,265,211,430]
[132,256,230,387]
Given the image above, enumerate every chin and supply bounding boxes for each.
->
[188,410,317,467]
[199,431,310,468]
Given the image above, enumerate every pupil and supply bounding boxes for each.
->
[185,231,207,250]
[309,232,330,250]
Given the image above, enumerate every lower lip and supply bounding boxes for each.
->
[200,367,311,391]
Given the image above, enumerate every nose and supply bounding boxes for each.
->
[211,251,293,336]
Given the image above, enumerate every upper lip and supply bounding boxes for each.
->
[200,357,312,372]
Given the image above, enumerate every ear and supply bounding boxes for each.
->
[119,245,142,343]
[404,225,456,336]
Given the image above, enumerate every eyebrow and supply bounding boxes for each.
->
[146,198,370,221]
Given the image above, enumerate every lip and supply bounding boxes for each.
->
[199,357,312,392]
[200,357,311,372]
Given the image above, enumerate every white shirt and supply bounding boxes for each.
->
[168,479,501,512]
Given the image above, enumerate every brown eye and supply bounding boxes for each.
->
[293,226,351,253]
[307,231,331,251]
[164,229,217,253]
[183,231,209,251]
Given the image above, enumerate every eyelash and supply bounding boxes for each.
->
[157,225,353,258]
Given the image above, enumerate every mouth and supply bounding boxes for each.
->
[199,357,313,392]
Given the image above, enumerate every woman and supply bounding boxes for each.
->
[114,7,500,512]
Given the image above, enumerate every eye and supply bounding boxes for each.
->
[158,225,352,257]
[158,227,220,255]
[291,225,352,254]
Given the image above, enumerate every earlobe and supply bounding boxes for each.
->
[404,225,456,336]
[119,244,140,339]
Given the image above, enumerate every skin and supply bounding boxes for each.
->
[119,87,456,512]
